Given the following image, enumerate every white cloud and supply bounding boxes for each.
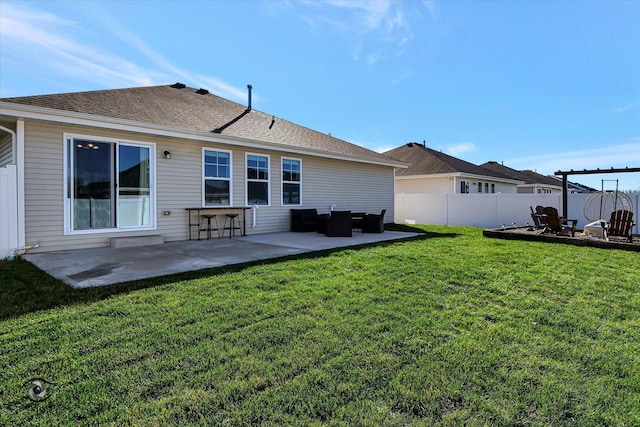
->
[0,3,246,101]
[296,0,420,64]
[421,0,438,20]
[616,101,639,113]
[92,9,248,102]
[0,3,159,89]
[506,139,640,175]
[446,143,477,157]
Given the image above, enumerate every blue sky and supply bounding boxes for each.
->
[1,0,639,190]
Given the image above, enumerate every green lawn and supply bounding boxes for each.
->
[1,225,639,425]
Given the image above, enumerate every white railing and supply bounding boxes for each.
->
[1,165,18,258]
[395,192,640,234]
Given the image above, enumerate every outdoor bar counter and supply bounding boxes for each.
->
[186,207,251,240]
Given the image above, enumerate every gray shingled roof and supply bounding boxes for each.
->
[480,161,562,186]
[0,84,402,165]
[384,143,514,180]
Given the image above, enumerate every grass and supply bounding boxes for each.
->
[1,225,639,425]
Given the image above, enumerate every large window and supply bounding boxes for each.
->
[246,154,270,205]
[282,158,301,205]
[65,135,155,233]
[203,149,231,206]
[460,180,469,194]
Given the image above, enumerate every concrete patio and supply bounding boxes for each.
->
[24,231,422,288]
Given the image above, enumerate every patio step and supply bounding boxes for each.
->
[109,235,164,248]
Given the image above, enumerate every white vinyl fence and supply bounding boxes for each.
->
[1,165,18,259]
[395,192,640,235]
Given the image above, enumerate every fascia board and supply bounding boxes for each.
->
[519,183,563,190]
[456,172,524,184]
[396,171,524,185]
[0,102,408,169]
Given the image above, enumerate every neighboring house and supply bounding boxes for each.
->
[480,161,564,194]
[481,161,597,194]
[384,143,522,195]
[0,83,406,255]
[548,175,597,193]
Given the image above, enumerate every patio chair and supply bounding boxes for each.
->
[290,208,319,232]
[362,209,386,233]
[529,205,547,229]
[325,210,353,237]
[602,210,634,243]
[542,206,577,237]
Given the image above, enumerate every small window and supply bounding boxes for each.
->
[247,154,270,205]
[478,182,483,193]
[282,158,301,205]
[491,183,496,193]
[203,149,231,206]
[485,183,489,193]
[460,180,469,194]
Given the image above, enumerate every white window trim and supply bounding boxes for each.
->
[63,133,156,235]
[245,152,271,206]
[202,147,233,207]
[281,156,302,206]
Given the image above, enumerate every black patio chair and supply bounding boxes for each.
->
[325,210,353,237]
[362,209,386,233]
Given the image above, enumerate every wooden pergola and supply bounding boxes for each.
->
[554,167,640,217]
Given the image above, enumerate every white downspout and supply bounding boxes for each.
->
[251,204,259,228]
[16,120,26,250]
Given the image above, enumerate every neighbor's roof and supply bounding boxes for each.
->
[0,84,405,167]
[480,161,562,187]
[384,143,517,181]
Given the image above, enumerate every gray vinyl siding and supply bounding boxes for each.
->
[0,133,12,166]
[23,120,395,253]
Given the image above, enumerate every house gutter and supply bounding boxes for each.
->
[0,102,409,169]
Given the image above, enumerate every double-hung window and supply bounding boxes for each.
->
[65,134,155,233]
[246,154,270,205]
[203,149,231,206]
[282,158,301,205]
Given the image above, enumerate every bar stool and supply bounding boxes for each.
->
[223,213,241,238]
[198,214,219,240]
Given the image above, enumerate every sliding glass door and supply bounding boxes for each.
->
[66,135,155,233]
[118,145,151,227]
[71,140,115,230]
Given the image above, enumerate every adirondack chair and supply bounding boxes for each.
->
[529,205,547,229]
[602,210,634,243]
[542,206,577,237]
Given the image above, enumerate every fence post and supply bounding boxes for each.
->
[0,165,19,259]
[445,193,449,226]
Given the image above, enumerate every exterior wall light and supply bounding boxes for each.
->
[163,151,171,159]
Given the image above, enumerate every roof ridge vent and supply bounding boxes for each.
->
[171,82,186,89]
[196,88,209,95]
